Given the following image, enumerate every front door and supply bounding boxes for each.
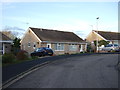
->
[47,43,51,48]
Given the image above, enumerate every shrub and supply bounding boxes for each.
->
[16,50,29,61]
[31,56,38,60]
[2,53,16,64]
[80,51,84,53]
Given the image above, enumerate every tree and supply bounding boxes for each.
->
[12,37,21,55]
[2,31,16,39]
[93,40,109,52]
[93,40,110,47]
[93,40,97,52]
[93,40,97,46]
[13,38,21,48]
[87,43,93,52]
[98,40,110,47]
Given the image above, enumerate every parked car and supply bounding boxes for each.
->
[102,44,120,52]
[31,47,53,57]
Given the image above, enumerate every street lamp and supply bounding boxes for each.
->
[90,25,93,30]
[96,17,99,53]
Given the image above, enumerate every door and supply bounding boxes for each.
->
[47,43,51,48]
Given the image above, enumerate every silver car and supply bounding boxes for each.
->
[102,44,120,52]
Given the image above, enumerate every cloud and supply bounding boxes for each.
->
[5,17,29,23]
[94,21,118,32]
[50,20,92,39]
[51,20,118,39]
[3,26,25,32]
[2,26,26,38]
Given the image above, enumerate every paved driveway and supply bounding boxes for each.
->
[8,54,118,88]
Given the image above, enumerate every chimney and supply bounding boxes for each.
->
[39,28,42,31]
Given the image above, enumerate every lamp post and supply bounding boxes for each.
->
[90,25,93,30]
[96,17,99,53]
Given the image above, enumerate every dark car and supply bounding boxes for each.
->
[31,47,53,57]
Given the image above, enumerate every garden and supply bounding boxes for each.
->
[2,37,38,67]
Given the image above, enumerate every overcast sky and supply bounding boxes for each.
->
[1,1,119,39]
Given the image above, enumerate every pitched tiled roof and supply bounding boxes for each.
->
[30,27,85,43]
[94,30,120,40]
[0,32,12,41]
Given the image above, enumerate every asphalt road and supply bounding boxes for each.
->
[2,53,92,83]
[8,54,118,88]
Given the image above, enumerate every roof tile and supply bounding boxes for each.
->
[94,30,120,40]
[30,27,85,43]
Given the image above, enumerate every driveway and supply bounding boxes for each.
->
[8,54,118,88]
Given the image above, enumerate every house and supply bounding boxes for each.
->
[21,27,87,55]
[0,32,13,54]
[86,30,120,45]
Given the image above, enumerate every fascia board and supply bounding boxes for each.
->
[20,27,42,43]
[93,31,107,41]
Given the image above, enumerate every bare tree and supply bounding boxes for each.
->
[2,30,16,39]
[2,26,25,39]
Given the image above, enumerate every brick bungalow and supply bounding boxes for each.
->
[21,27,87,55]
[0,32,13,54]
[86,30,120,45]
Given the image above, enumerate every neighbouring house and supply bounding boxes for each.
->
[0,32,13,54]
[86,30,120,45]
[21,27,87,55]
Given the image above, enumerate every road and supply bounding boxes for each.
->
[8,54,118,88]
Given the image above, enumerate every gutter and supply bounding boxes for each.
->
[42,41,87,44]
[0,40,13,43]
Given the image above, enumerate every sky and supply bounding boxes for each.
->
[1,1,119,39]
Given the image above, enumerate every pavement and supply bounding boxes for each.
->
[6,54,119,88]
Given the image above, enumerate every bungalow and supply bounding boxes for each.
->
[21,27,87,55]
[86,30,120,45]
[0,32,13,54]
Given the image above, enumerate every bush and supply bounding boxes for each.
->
[31,56,38,60]
[16,50,29,61]
[2,53,16,64]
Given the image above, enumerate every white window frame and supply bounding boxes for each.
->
[33,42,36,49]
[55,43,64,51]
[28,42,31,47]
[69,44,78,51]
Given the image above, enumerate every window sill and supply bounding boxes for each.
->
[55,50,64,51]
[69,50,77,51]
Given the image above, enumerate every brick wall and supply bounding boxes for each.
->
[86,31,104,42]
[21,29,41,54]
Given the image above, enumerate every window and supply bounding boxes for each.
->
[36,48,43,52]
[55,43,64,51]
[114,44,118,46]
[33,44,36,47]
[69,44,77,51]
[106,44,113,47]
[33,42,36,49]
[28,42,31,47]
